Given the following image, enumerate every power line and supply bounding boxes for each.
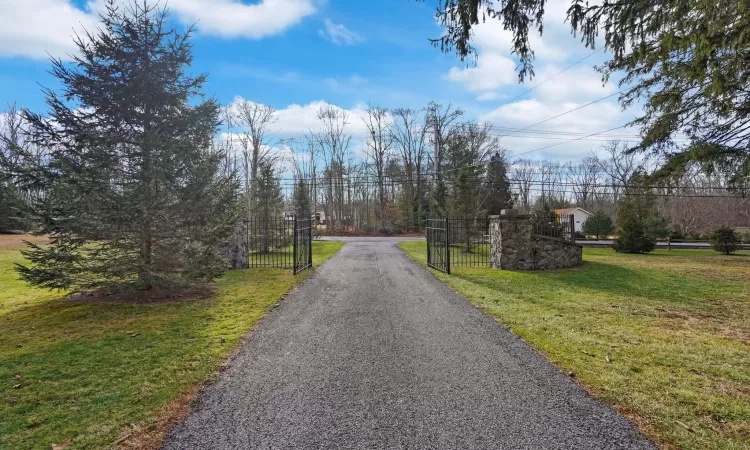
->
[501,48,604,104]
[512,125,631,157]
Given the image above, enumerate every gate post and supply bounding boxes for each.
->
[293,216,298,274]
[569,214,576,242]
[308,219,313,267]
[445,217,451,275]
[427,223,431,267]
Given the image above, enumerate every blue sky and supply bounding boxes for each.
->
[0,0,639,160]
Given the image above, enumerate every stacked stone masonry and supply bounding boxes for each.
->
[489,210,583,270]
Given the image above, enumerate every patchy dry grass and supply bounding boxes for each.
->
[0,237,343,449]
[399,243,750,450]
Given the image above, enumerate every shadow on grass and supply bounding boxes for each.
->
[451,260,733,312]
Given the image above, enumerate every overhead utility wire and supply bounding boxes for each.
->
[500,48,603,105]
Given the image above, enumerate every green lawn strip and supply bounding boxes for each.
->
[399,242,750,450]
[0,241,343,450]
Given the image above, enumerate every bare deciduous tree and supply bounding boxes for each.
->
[315,105,352,230]
[391,107,429,229]
[226,99,277,215]
[363,104,392,223]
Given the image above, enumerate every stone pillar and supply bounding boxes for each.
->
[221,221,249,269]
[489,209,534,270]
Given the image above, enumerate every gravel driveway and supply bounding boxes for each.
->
[163,239,654,449]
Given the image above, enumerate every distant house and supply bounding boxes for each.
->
[555,207,593,233]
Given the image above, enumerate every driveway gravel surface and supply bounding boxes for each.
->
[163,238,655,449]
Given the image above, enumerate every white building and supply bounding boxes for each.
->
[555,207,593,233]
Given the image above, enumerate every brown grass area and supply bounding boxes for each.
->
[66,285,217,305]
[0,233,49,249]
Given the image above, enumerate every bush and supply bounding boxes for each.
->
[582,210,613,240]
[709,227,741,255]
[613,194,659,253]
[613,219,656,253]
[574,231,586,239]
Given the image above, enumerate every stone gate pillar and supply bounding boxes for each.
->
[222,221,249,269]
[489,209,534,270]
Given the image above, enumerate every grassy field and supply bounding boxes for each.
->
[0,237,343,449]
[400,242,750,450]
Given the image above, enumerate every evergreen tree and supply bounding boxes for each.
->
[251,163,283,222]
[293,178,312,219]
[709,227,741,255]
[0,179,27,232]
[425,0,750,186]
[250,162,283,254]
[485,152,512,215]
[16,1,239,292]
[612,192,662,253]
[582,210,614,240]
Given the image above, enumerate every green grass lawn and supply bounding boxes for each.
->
[0,240,343,450]
[400,242,750,450]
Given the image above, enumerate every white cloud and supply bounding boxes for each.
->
[444,53,517,94]
[0,0,316,60]
[227,97,371,137]
[165,0,316,39]
[318,19,363,46]
[0,0,98,59]
[441,5,634,160]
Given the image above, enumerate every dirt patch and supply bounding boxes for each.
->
[66,285,216,305]
[115,384,200,450]
[0,234,49,249]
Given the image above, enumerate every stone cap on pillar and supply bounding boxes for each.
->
[489,209,532,221]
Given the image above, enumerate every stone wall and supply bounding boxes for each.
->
[489,210,582,270]
[530,235,583,270]
[220,221,249,269]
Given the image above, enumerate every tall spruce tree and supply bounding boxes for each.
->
[293,179,312,220]
[485,152,512,215]
[17,1,238,291]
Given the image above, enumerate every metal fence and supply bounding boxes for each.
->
[246,217,313,274]
[427,217,492,273]
[447,217,491,267]
[293,218,313,274]
[426,218,450,274]
[532,213,575,242]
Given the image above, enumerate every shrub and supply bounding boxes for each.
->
[582,210,613,240]
[709,227,741,255]
[613,194,659,253]
[613,219,656,253]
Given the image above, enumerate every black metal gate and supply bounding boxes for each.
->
[293,217,313,274]
[427,217,492,274]
[246,217,313,274]
[426,218,450,274]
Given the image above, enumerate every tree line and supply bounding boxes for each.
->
[1,1,747,295]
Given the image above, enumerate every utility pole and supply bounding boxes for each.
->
[433,112,440,182]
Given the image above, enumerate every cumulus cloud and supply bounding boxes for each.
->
[165,0,316,39]
[227,97,371,137]
[441,5,635,160]
[318,19,364,46]
[0,0,316,60]
[0,0,98,59]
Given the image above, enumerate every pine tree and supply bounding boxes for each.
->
[293,179,312,219]
[612,189,662,253]
[17,1,239,292]
[250,162,283,254]
[0,179,27,232]
[485,152,512,215]
[582,210,614,240]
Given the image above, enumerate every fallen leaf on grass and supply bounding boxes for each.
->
[51,440,70,449]
[676,420,694,432]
